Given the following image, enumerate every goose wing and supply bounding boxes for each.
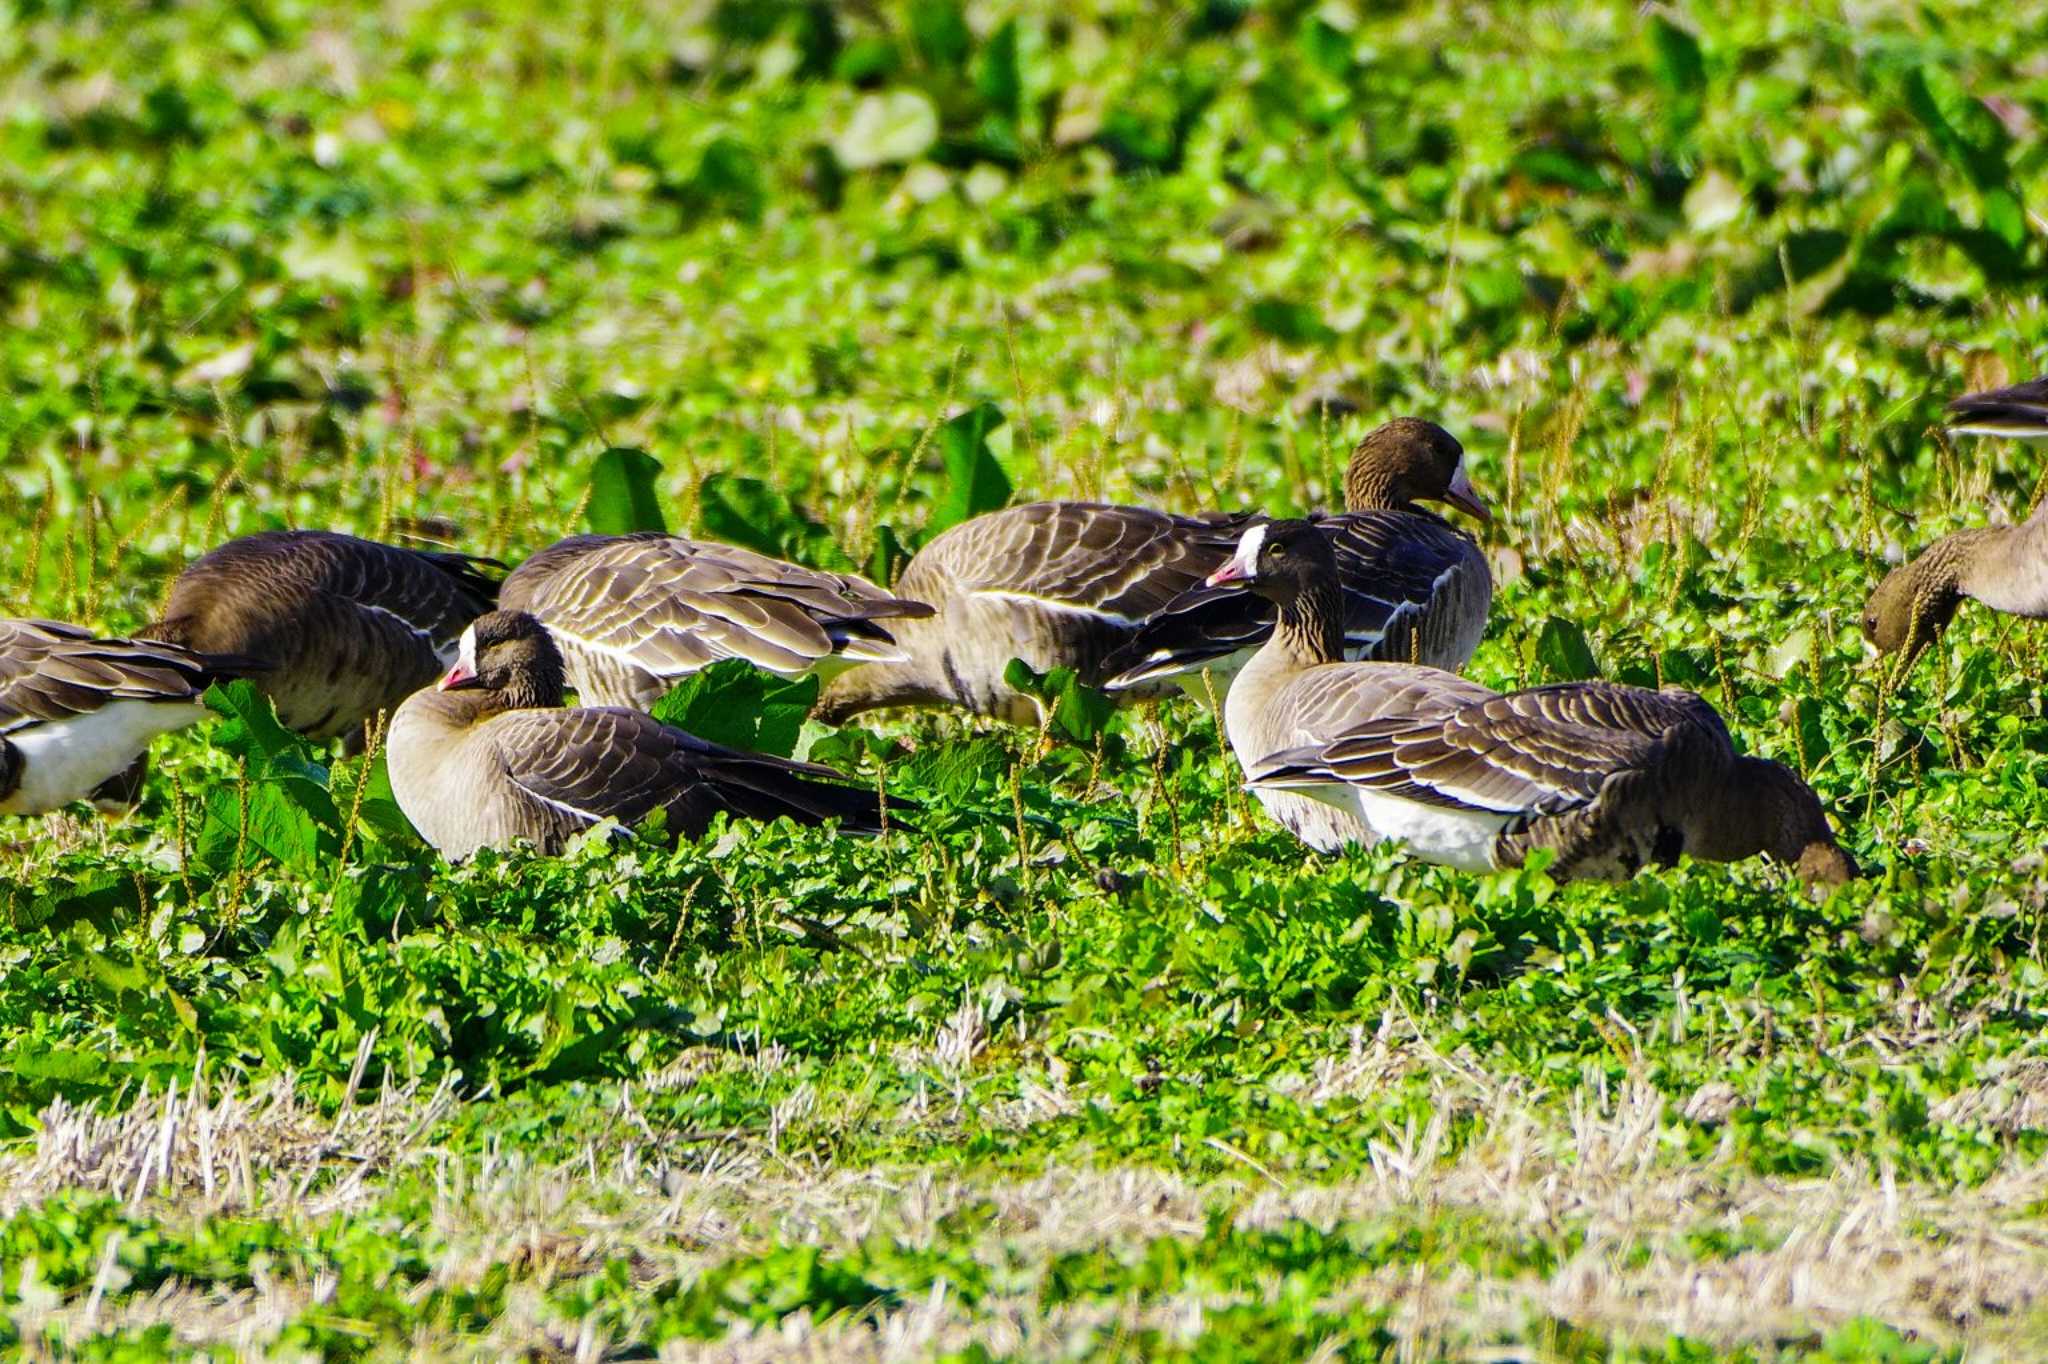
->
[1946,375,2048,438]
[906,503,1254,626]
[502,534,933,682]
[1250,681,1716,819]
[1102,511,1487,687]
[482,704,890,841]
[0,617,264,729]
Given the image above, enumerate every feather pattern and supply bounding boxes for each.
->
[1946,374,2048,438]
[498,534,932,710]
[0,617,266,813]
[814,502,1255,724]
[144,530,499,740]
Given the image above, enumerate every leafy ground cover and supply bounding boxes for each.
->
[3,0,2048,1357]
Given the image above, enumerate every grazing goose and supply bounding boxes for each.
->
[144,530,499,743]
[1862,501,2048,664]
[1214,521,1856,886]
[0,618,264,815]
[812,502,1254,725]
[497,533,935,710]
[387,610,892,860]
[1946,373,2048,439]
[1101,418,1491,700]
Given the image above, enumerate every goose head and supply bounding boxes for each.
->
[1344,417,1489,521]
[439,610,567,710]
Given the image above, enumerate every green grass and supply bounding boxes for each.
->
[3,0,2048,1357]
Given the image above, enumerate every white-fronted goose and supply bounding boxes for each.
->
[812,502,1254,725]
[1863,501,2048,664]
[387,611,892,860]
[1213,521,1856,886]
[144,530,498,742]
[1946,374,2048,439]
[496,533,934,710]
[1101,418,1491,699]
[0,618,264,815]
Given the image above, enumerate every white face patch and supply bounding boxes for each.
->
[457,624,478,672]
[1229,523,1268,580]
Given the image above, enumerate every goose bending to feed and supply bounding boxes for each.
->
[387,611,894,860]
[144,530,498,745]
[1214,521,1856,886]
[1101,418,1491,700]
[1863,499,2048,664]
[497,533,934,710]
[812,502,1254,725]
[1946,373,2048,439]
[0,618,265,815]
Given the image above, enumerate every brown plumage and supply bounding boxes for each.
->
[387,611,894,860]
[0,618,266,814]
[497,533,934,710]
[1862,515,2048,665]
[812,502,1255,725]
[143,530,499,742]
[1101,418,1492,698]
[1217,521,1855,886]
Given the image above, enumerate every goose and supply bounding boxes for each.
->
[1213,521,1856,886]
[812,502,1255,725]
[386,610,893,860]
[496,533,935,710]
[1946,373,2048,439]
[1862,502,2048,664]
[0,618,265,815]
[1100,417,1491,700]
[143,530,499,745]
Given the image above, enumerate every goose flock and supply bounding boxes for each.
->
[4,381,2044,892]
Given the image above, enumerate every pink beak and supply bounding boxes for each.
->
[438,662,475,691]
[1442,462,1491,522]
[1206,552,1255,588]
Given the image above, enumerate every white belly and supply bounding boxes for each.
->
[1,701,206,815]
[1349,786,1510,870]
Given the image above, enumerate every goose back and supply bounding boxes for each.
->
[498,533,933,709]
[145,530,498,740]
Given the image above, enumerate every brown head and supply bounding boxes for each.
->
[438,610,566,711]
[1206,519,1346,662]
[1861,532,1981,664]
[1343,418,1489,521]
[1703,757,1857,889]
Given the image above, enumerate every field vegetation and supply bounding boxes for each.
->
[3,0,2048,1357]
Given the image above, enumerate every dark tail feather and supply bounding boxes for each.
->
[413,548,507,607]
[709,756,912,836]
[90,754,148,812]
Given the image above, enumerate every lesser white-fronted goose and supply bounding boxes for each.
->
[812,502,1254,725]
[1101,418,1491,698]
[1213,521,1856,886]
[0,618,264,815]
[144,530,498,742]
[497,533,934,710]
[387,611,892,860]
[1946,374,2048,439]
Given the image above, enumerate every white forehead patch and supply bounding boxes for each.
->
[457,624,478,668]
[1235,523,1268,560]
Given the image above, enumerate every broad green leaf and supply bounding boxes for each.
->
[1905,65,2011,190]
[833,91,939,170]
[696,473,854,571]
[931,402,1011,535]
[975,19,1023,120]
[651,658,820,758]
[1248,296,1336,346]
[909,0,970,70]
[587,447,667,535]
[1534,617,1598,681]
[1647,16,1704,95]
[1002,659,1116,744]
[205,679,306,765]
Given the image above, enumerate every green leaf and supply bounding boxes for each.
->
[1534,617,1598,681]
[975,19,1023,120]
[205,679,305,765]
[1248,296,1336,346]
[651,658,821,759]
[1904,65,2011,190]
[587,447,667,535]
[696,473,854,571]
[1646,15,1704,96]
[685,136,765,224]
[931,402,1011,536]
[908,0,970,70]
[1002,658,1116,744]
